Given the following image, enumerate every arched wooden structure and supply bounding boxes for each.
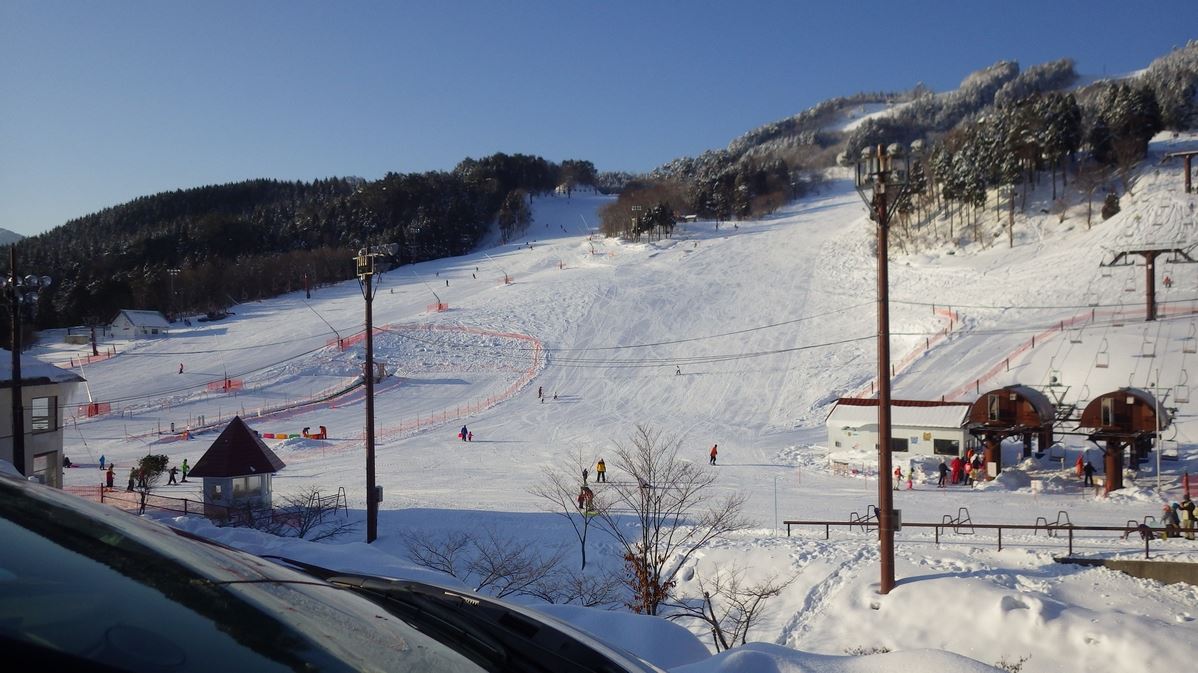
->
[967,385,1056,478]
[1077,388,1170,493]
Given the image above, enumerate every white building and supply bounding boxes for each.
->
[0,349,85,487]
[109,309,170,338]
[825,397,977,458]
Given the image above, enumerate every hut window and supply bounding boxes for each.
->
[987,394,1000,421]
[1101,398,1114,426]
[890,437,909,452]
[233,475,264,498]
[211,483,224,500]
[933,439,960,456]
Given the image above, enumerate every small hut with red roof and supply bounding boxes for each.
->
[189,415,286,518]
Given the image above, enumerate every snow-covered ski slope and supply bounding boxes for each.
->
[44,133,1198,672]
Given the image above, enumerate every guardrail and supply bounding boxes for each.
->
[782,516,1194,559]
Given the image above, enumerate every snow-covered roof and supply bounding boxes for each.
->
[0,348,84,386]
[112,309,170,328]
[827,398,971,429]
[998,384,1057,422]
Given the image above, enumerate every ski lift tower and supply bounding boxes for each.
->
[1162,149,1198,194]
[1101,244,1197,321]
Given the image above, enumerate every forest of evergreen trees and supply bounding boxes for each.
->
[5,154,597,339]
[601,43,1198,245]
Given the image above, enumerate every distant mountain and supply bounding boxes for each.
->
[0,228,23,246]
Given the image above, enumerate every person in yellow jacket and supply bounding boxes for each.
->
[595,459,606,483]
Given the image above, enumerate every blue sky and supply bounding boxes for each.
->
[1,1,1195,237]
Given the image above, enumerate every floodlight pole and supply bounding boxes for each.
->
[849,144,913,595]
[356,245,379,543]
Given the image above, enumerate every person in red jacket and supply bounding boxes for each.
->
[950,456,963,485]
[709,444,718,465]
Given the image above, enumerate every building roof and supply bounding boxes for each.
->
[188,416,286,478]
[112,309,170,328]
[999,384,1057,422]
[827,397,972,429]
[0,348,85,387]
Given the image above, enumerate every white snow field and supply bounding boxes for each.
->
[39,133,1198,672]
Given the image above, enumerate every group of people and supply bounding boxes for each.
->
[935,454,985,487]
[576,459,607,512]
[1159,496,1196,540]
[458,426,473,442]
[113,458,189,491]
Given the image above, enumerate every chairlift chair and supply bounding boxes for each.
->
[1185,322,1197,354]
[1095,339,1110,369]
[1141,328,1156,358]
[1176,369,1190,404]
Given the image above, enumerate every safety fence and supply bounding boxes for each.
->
[60,346,119,369]
[849,306,960,398]
[69,322,543,449]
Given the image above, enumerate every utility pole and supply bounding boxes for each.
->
[356,246,379,543]
[4,246,51,476]
[843,144,914,595]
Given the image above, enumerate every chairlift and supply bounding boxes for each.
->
[1048,367,1063,387]
[1176,369,1190,404]
[1185,322,1197,354]
[1095,339,1110,369]
[1069,327,1083,344]
[1141,328,1156,358]
[1076,384,1091,406]
[1129,372,1137,388]
[1123,274,1136,293]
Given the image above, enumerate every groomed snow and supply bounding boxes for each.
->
[40,133,1198,672]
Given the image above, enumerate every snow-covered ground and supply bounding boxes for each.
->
[38,135,1198,672]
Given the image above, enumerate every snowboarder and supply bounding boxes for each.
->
[168,466,179,485]
[105,464,115,489]
[709,444,718,465]
[596,459,606,483]
[180,459,190,483]
[178,362,184,374]
[937,460,949,488]
[1082,460,1095,487]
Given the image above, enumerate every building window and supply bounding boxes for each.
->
[834,441,842,448]
[988,394,1000,421]
[890,437,909,452]
[1101,398,1113,426]
[211,483,224,501]
[31,396,56,433]
[232,475,263,498]
[934,439,961,456]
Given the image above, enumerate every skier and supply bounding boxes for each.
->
[595,459,606,483]
[1082,460,1095,487]
[178,362,184,374]
[460,425,468,442]
[582,468,589,484]
[937,460,949,488]
[538,386,543,399]
[168,466,179,485]
[709,444,718,465]
[180,459,190,483]
[99,454,106,469]
[675,366,681,376]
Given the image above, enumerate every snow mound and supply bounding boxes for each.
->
[534,604,709,670]
[669,642,1000,673]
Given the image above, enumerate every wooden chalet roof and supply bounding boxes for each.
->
[188,416,286,478]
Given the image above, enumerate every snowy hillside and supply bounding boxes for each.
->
[40,133,1198,672]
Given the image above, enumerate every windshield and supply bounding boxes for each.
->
[0,477,484,672]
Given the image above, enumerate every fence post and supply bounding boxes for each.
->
[997,527,1002,551]
[1068,527,1074,555]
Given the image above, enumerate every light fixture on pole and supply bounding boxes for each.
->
[3,245,52,477]
[839,143,914,595]
[356,246,380,543]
